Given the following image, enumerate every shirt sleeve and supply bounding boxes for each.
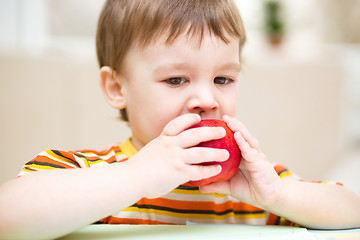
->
[17,145,127,178]
[17,150,82,177]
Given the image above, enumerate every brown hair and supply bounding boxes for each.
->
[96,0,246,121]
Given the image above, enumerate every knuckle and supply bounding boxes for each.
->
[195,148,210,161]
[189,128,201,139]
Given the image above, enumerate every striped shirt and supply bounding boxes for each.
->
[18,138,335,226]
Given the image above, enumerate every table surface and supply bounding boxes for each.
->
[58,224,360,240]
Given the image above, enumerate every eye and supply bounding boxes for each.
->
[164,77,188,86]
[214,77,233,85]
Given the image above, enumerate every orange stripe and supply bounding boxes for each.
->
[137,197,262,212]
[57,150,77,160]
[273,164,287,175]
[105,156,117,163]
[266,213,298,227]
[266,213,278,225]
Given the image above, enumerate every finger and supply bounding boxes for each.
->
[234,131,261,163]
[184,147,229,164]
[176,126,226,148]
[223,115,260,151]
[162,114,201,136]
[188,164,222,182]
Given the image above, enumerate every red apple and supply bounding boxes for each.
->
[187,119,241,186]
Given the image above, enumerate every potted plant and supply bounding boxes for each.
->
[264,0,284,46]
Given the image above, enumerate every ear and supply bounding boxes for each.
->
[99,66,127,109]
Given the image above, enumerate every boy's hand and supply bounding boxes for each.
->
[199,115,282,210]
[129,114,229,199]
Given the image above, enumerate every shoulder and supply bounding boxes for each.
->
[18,141,130,177]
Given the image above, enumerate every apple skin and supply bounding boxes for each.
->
[187,119,241,186]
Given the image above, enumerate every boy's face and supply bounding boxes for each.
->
[118,33,241,150]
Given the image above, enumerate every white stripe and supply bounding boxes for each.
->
[73,154,89,168]
[75,150,127,162]
[88,161,109,167]
[116,153,128,162]
[163,192,240,204]
[111,210,266,225]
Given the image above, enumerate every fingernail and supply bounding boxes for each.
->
[219,127,226,136]
[223,150,230,161]
[234,131,242,142]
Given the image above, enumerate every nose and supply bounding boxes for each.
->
[187,86,219,115]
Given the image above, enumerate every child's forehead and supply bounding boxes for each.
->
[136,27,238,51]
[121,30,241,75]
[126,31,241,70]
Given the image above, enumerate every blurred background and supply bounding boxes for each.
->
[0,0,359,194]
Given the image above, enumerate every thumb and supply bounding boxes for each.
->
[199,180,231,195]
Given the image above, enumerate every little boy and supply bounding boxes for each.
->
[0,0,359,239]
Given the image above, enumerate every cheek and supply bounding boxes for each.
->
[220,89,238,115]
[224,102,237,116]
[151,100,184,124]
[131,94,184,139]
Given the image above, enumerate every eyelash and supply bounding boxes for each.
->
[164,77,234,86]
[165,77,188,86]
[214,77,234,85]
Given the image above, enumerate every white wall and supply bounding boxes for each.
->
[0,51,132,183]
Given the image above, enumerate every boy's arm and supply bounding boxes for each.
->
[0,162,147,240]
[200,115,360,229]
[0,114,227,239]
[269,177,360,229]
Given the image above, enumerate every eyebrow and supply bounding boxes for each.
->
[154,62,241,76]
[217,62,241,72]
